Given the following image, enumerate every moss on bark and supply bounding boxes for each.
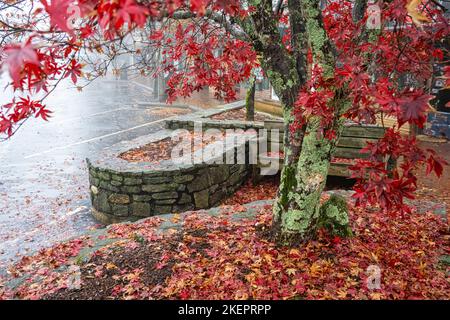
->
[318,194,352,238]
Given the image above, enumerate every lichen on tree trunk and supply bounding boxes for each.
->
[273,117,346,243]
[238,0,354,245]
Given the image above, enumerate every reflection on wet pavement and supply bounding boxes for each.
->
[0,78,176,270]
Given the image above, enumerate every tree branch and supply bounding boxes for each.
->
[352,0,368,23]
[171,10,249,41]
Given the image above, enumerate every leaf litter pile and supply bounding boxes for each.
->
[1,190,448,300]
[210,108,275,122]
[119,131,225,163]
[146,107,191,117]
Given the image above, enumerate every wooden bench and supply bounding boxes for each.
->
[259,120,389,177]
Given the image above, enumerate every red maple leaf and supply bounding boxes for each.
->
[4,43,40,88]
[41,0,76,34]
[115,0,149,29]
[190,0,209,15]
[397,90,433,128]
[65,59,82,84]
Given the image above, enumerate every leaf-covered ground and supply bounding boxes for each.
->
[1,140,449,300]
[0,193,448,300]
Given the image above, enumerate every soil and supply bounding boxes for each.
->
[44,228,214,300]
[44,233,185,300]
[210,108,275,121]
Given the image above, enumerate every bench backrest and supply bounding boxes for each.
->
[264,120,386,159]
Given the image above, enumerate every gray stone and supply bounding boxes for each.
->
[95,191,111,214]
[98,171,111,181]
[108,194,130,205]
[111,174,123,182]
[155,199,177,205]
[208,166,230,184]
[194,190,209,209]
[124,177,143,185]
[133,195,152,202]
[187,176,210,192]
[112,204,129,217]
[121,185,142,194]
[123,172,143,178]
[227,171,245,187]
[209,184,219,194]
[178,193,192,204]
[132,202,152,217]
[174,204,195,212]
[174,175,195,183]
[210,189,227,206]
[154,205,173,214]
[99,181,121,193]
[90,177,100,187]
[229,165,240,173]
[110,180,122,187]
[152,191,179,200]
[143,176,172,184]
[142,183,178,193]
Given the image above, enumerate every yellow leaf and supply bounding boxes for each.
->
[369,292,384,300]
[286,268,297,276]
[310,262,321,276]
[337,289,348,299]
[371,252,379,263]
[406,0,430,26]
[106,263,117,270]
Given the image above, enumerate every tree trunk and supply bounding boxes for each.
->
[246,76,256,121]
[272,115,350,244]
[236,0,352,244]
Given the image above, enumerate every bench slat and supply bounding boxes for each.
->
[334,147,369,159]
[328,163,351,177]
[337,136,378,149]
[342,125,386,139]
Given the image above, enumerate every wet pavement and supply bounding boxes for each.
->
[0,77,179,270]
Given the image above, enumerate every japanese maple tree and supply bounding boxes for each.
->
[0,0,448,244]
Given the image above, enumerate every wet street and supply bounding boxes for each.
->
[0,77,178,270]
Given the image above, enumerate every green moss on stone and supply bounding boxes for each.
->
[318,194,352,238]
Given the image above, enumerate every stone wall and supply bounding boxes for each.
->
[88,162,249,224]
[87,127,250,224]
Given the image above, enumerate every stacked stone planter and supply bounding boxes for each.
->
[87,129,250,224]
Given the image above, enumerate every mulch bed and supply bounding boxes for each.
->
[146,107,191,117]
[119,131,224,163]
[45,238,178,300]
[210,108,275,121]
